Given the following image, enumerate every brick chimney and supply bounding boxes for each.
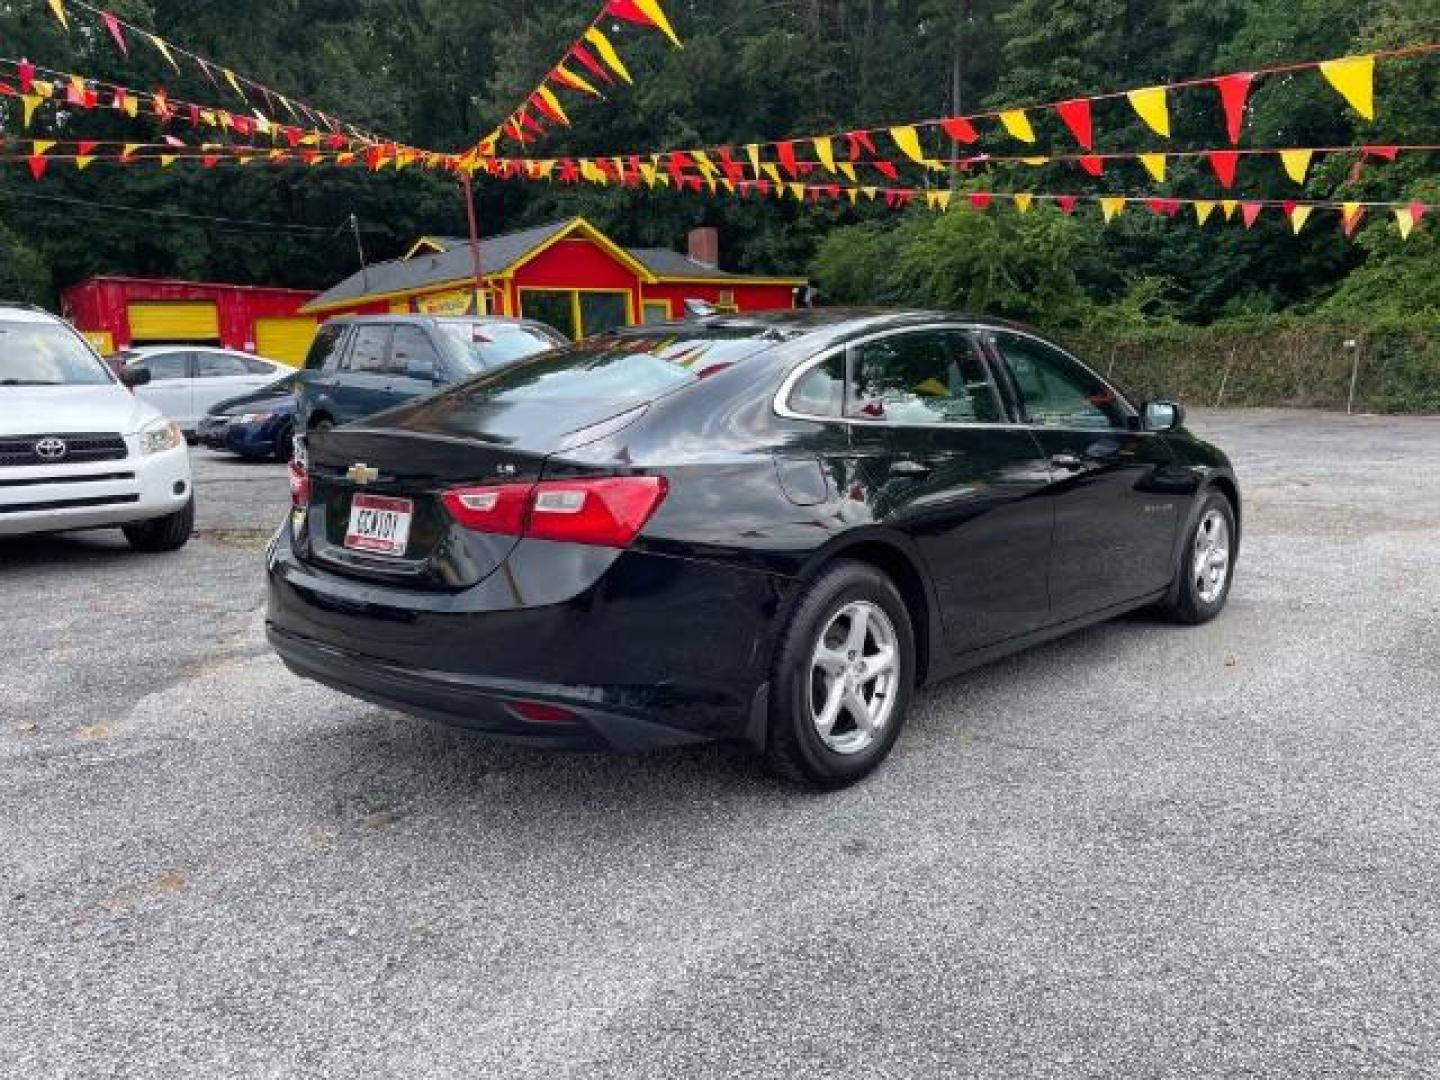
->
[687,227,720,269]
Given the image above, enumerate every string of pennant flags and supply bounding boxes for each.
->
[474,0,683,155]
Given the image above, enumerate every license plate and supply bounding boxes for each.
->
[344,494,413,556]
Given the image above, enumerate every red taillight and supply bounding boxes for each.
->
[442,476,667,549]
[288,457,310,508]
[507,700,579,726]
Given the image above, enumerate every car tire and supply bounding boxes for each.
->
[274,426,295,463]
[1158,490,1237,625]
[310,416,333,434]
[765,560,915,789]
[122,498,195,553]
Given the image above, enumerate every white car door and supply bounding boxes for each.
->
[193,351,273,415]
[133,351,195,427]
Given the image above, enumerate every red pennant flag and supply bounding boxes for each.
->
[286,127,303,148]
[0,82,15,97]
[1146,198,1168,216]
[1077,155,1104,178]
[570,44,615,87]
[78,139,97,157]
[777,141,800,178]
[846,130,877,161]
[1057,196,1078,215]
[1363,145,1399,162]
[1208,150,1240,189]
[529,91,565,126]
[605,1,681,45]
[188,104,201,127]
[1055,99,1094,151]
[202,152,219,169]
[19,60,35,94]
[667,149,694,185]
[1282,200,1299,217]
[1410,201,1429,226]
[1214,74,1254,145]
[940,117,979,145]
[756,180,771,197]
[970,192,992,210]
[717,147,745,184]
[1241,202,1263,228]
[65,79,86,107]
[102,10,129,55]
[28,155,49,181]
[872,160,899,181]
[153,89,171,119]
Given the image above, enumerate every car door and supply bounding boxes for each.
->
[984,329,1181,620]
[388,325,447,403]
[843,327,1055,655]
[333,324,395,423]
[133,350,194,428]
[193,351,263,416]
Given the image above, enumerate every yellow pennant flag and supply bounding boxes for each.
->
[551,64,601,98]
[1139,153,1167,182]
[838,162,857,183]
[890,125,928,165]
[1194,200,1217,226]
[535,85,570,126]
[1394,208,1416,240]
[47,0,68,29]
[160,155,177,168]
[1290,205,1314,235]
[584,28,633,85]
[813,137,836,174]
[1013,193,1034,214]
[630,0,682,47]
[862,186,879,201]
[21,95,44,128]
[223,69,245,99]
[691,150,718,179]
[121,144,140,160]
[1280,149,1313,185]
[31,140,56,159]
[926,190,952,212]
[998,109,1036,143]
[1127,87,1171,137]
[122,95,139,118]
[762,163,784,187]
[147,33,182,73]
[789,182,806,202]
[1319,55,1376,120]
[745,144,762,177]
[1341,201,1364,231]
[1221,199,1239,221]
[721,179,734,195]
[847,188,859,205]
[1100,197,1127,223]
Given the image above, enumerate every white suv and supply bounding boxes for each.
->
[0,305,194,551]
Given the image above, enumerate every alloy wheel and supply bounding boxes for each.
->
[1193,509,1231,604]
[808,600,901,756]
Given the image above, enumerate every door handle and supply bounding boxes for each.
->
[890,459,934,478]
[1050,452,1086,472]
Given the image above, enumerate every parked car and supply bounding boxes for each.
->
[293,315,566,433]
[198,374,298,462]
[110,345,288,437]
[267,311,1240,787]
[0,305,193,550]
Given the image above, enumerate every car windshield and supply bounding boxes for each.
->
[438,322,563,372]
[0,321,112,386]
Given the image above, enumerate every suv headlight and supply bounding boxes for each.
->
[140,418,184,456]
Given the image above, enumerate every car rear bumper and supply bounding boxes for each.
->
[0,442,191,537]
[265,523,791,752]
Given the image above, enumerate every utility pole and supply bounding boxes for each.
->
[346,213,370,293]
[950,0,973,191]
[459,170,485,314]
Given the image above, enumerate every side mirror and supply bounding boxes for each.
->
[120,363,153,388]
[404,357,441,383]
[1142,400,1184,432]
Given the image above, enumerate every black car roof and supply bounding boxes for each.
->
[612,308,1045,347]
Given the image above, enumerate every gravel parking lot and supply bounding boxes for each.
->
[3,409,1438,1079]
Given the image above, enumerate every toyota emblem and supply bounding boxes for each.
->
[35,437,68,462]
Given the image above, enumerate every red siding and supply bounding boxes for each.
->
[507,238,642,320]
[640,282,797,318]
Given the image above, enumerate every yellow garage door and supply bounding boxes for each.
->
[254,317,319,367]
[128,301,220,342]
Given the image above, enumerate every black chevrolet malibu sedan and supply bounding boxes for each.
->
[267,310,1239,787]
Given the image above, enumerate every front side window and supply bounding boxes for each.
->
[305,324,347,371]
[195,352,251,378]
[391,326,443,375]
[0,321,113,386]
[991,332,1126,430]
[345,326,393,374]
[849,331,1004,425]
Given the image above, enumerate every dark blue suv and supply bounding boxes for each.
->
[295,315,565,432]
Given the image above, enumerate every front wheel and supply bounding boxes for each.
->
[122,498,195,553]
[766,561,915,789]
[1157,491,1236,624]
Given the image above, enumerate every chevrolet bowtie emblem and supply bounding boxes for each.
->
[346,464,380,485]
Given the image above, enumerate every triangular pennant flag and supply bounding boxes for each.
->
[1241,202,1264,228]
[21,95,43,128]
[745,143,762,177]
[1209,150,1240,189]
[1195,200,1217,226]
[1394,208,1415,240]
[1221,199,1239,221]
[160,155,177,168]
[838,162,857,183]
[1055,99,1093,150]
[75,140,97,170]
[862,186,879,201]
[1013,193,1034,213]
[1127,87,1171,137]
[1280,149,1313,185]
[1078,155,1104,178]
[1100,197,1127,223]
[969,192,992,210]
[102,10,128,55]
[776,141,800,177]
[1319,56,1376,120]
[604,0,683,48]
[939,117,979,145]
[1342,202,1365,237]
[1409,201,1429,227]
[889,126,927,165]
[146,33,181,73]
[570,43,615,87]
[1057,195,1078,215]
[28,154,49,181]
[1290,205,1314,235]
[872,160,899,181]
[533,85,571,126]
[847,187,859,205]
[46,0,68,30]
[788,182,805,202]
[926,190,951,211]
[998,109,1036,143]
[121,143,140,161]
[551,64,601,98]
[222,69,245,99]
[1139,153,1167,182]
[813,137,836,174]
[1362,144,1398,162]
[1214,73,1254,145]
[583,28,634,85]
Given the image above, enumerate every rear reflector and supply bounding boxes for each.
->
[443,475,667,549]
[507,700,580,726]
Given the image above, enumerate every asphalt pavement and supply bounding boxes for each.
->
[2,409,1438,1078]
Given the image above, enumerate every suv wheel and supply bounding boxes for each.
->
[122,498,195,553]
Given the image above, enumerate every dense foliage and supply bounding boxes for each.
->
[0,0,1437,333]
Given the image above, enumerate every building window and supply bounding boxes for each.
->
[717,290,738,314]
[642,300,672,325]
[520,289,633,341]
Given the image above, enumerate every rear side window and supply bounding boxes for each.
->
[243,356,275,375]
[145,352,190,381]
[850,331,1004,424]
[787,355,845,418]
[392,326,443,373]
[196,353,250,378]
[345,326,395,374]
[305,324,347,371]
[437,322,563,372]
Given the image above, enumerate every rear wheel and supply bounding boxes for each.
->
[122,498,195,553]
[1157,491,1236,624]
[273,424,295,463]
[766,561,915,789]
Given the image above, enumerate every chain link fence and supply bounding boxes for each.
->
[1070,325,1440,414]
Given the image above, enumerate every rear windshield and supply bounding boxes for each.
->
[438,322,563,372]
[0,321,112,386]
